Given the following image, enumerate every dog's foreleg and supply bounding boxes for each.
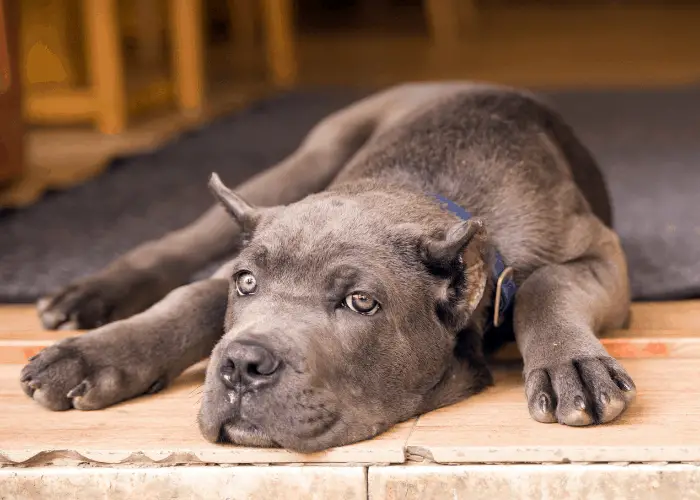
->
[22,278,229,411]
[513,223,636,426]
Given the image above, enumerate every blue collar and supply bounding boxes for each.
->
[432,194,517,331]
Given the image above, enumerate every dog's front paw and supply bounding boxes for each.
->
[37,270,170,330]
[20,336,162,411]
[525,356,636,426]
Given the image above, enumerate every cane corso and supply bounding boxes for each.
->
[20,82,636,452]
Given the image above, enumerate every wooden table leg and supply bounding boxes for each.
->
[83,0,127,134]
[261,0,297,88]
[0,0,24,184]
[169,0,205,116]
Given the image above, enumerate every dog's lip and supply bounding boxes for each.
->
[216,409,341,450]
[217,417,280,447]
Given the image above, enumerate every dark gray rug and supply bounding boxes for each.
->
[1,86,699,303]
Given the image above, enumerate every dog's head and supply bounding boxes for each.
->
[198,174,495,452]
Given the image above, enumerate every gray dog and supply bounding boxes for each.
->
[20,82,636,452]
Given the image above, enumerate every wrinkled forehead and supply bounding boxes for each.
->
[240,199,413,283]
[260,198,392,249]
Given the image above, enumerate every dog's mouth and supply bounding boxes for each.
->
[217,418,279,448]
[215,410,342,452]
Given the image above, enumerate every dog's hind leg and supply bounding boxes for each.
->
[22,277,229,411]
[513,221,637,427]
[37,89,404,330]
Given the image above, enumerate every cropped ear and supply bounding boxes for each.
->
[422,219,492,327]
[208,173,261,232]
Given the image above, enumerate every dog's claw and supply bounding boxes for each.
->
[616,378,634,392]
[67,380,90,399]
[147,379,166,394]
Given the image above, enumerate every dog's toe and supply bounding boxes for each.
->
[526,356,635,427]
[37,283,110,330]
[525,369,557,423]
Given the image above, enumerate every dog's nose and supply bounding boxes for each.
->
[219,342,281,391]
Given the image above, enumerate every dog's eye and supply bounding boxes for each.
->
[235,272,258,296]
[344,292,380,315]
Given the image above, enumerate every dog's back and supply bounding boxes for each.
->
[330,84,613,272]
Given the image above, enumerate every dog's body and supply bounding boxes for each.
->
[21,82,636,452]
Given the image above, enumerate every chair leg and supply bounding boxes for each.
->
[134,0,165,67]
[261,0,297,87]
[83,0,126,134]
[424,0,465,48]
[228,0,257,48]
[0,0,25,184]
[169,0,205,116]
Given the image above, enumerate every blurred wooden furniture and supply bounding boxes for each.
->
[22,0,204,135]
[18,0,474,134]
[0,0,24,184]
[425,0,475,47]
[261,0,297,87]
[21,0,299,134]
[170,0,205,116]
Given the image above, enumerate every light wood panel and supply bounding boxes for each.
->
[2,302,699,364]
[5,302,698,332]
[0,305,42,332]
[0,362,414,465]
[0,303,698,465]
[4,332,700,365]
[629,300,700,331]
[2,359,697,465]
[406,359,700,463]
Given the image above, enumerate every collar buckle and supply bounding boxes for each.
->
[493,266,514,328]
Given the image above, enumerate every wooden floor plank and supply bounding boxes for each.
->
[1,303,699,364]
[0,305,42,332]
[0,363,413,465]
[629,301,700,331]
[3,301,697,333]
[406,359,700,463]
[1,359,696,466]
[3,333,699,365]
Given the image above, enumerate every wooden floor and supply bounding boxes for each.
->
[1,301,699,467]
